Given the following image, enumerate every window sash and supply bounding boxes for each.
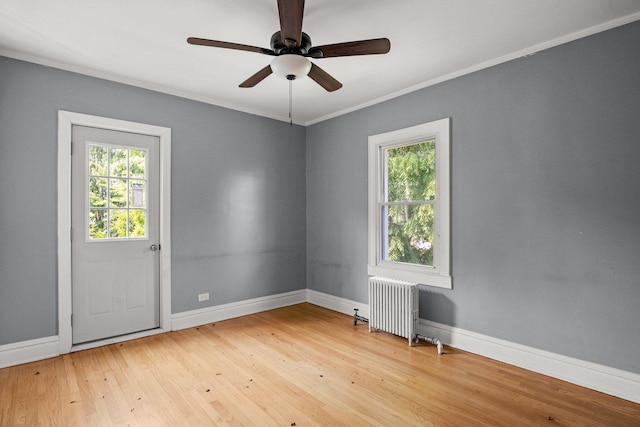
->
[380,202,435,268]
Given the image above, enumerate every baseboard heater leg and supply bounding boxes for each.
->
[415,334,443,355]
[353,308,369,326]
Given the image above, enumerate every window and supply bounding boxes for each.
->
[87,143,148,240]
[368,118,451,288]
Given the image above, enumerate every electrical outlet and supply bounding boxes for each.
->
[198,292,209,302]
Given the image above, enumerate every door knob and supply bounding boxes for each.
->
[150,244,160,251]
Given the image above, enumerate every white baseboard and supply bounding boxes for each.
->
[306,289,369,318]
[3,289,638,404]
[419,319,640,404]
[306,289,640,404]
[0,336,59,369]
[0,290,306,368]
[171,289,307,331]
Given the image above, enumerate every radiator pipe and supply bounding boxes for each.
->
[353,308,369,326]
[415,334,443,355]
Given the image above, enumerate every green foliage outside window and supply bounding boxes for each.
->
[88,144,146,239]
[385,140,436,266]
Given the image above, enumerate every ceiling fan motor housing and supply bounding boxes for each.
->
[271,31,312,55]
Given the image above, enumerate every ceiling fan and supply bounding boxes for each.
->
[187,0,391,92]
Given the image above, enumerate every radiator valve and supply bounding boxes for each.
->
[353,308,369,326]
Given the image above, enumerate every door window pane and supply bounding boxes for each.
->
[89,145,107,176]
[109,209,128,238]
[89,177,107,207]
[87,143,148,240]
[129,210,146,237]
[129,150,145,178]
[109,147,128,177]
[109,179,127,207]
[130,180,145,207]
[89,209,107,239]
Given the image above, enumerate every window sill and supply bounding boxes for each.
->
[367,264,452,289]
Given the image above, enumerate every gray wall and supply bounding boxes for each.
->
[307,21,640,374]
[0,56,306,346]
[1,21,639,376]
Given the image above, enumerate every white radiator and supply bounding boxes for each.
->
[368,276,419,345]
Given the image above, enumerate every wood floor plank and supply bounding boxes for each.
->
[1,303,639,426]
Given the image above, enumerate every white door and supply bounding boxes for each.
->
[71,125,160,344]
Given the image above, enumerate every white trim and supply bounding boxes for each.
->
[419,319,640,404]
[171,290,307,331]
[0,336,59,369]
[367,266,452,289]
[57,111,172,354]
[306,289,369,318]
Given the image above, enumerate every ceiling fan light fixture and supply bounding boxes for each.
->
[270,54,311,80]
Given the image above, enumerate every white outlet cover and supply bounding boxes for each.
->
[198,293,209,302]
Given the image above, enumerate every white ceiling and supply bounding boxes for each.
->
[1,1,639,125]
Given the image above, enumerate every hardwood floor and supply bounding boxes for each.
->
[1,303,638,426]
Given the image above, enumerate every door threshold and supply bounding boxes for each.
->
[71,327,167,353]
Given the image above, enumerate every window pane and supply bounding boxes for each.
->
[88,145,107,176]
[89,177,107,207]
[129,149,145,178]
[86,143,151,241]
[130,180,145,208]
[109,147,128,177]
[89,209,107,239]
[384,204,434,266]
[129,209,146,237]
[385,140,436,202]
[109,179,127,207]
[109,209,128,238]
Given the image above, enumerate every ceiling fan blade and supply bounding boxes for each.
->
[239,65,273,88]
[308,63,342,92]
[277,0,304,47]
[187,37,275,56]
[307,38,390,58]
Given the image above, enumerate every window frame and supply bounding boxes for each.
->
[367,118,452,289]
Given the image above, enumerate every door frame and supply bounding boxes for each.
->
[57,111,172,354]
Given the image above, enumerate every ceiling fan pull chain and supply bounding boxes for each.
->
[289,77,293,126]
